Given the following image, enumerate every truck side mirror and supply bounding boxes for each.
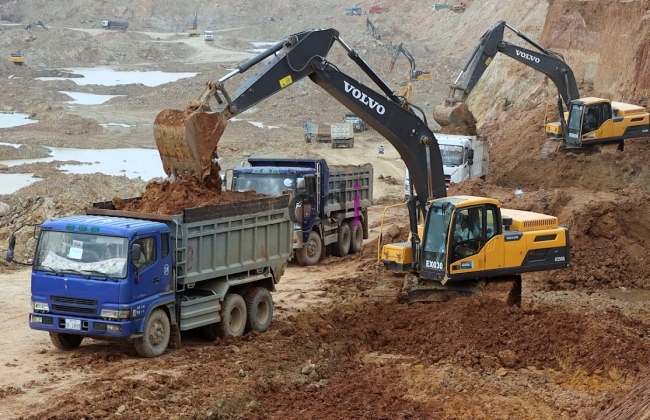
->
[467,148,474,165]
[131,243,141,262]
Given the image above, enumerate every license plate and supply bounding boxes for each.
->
[65,318,81,330]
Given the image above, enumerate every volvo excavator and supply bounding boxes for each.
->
[433,21,650,150]
[153,28,571,304]
[389,42,434,82]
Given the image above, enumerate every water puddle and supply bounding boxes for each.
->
[36,67,197,87]
[0,144,166,195]
[60,91,124,105]
[249,41,279,53]
[0,112,38,128]
[230,117,279,129]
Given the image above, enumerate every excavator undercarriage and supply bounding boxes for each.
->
[400,275,522,306]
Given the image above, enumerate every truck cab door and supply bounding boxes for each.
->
[131,234,172,302]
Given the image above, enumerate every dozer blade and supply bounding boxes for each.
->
[153,108,228,187]
[399,274,522,306]
[433,102,477,133]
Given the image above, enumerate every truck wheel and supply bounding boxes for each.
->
[332,223,351,257]
[295,231,322,266]
[348,220,363,254]
[134,308,170,358]
[218,293,247,337]
[245,287,273,333]
[49,332,83,350]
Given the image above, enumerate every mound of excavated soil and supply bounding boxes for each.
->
[113,174,266,214]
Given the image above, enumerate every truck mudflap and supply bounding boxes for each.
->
[399,274,522,306]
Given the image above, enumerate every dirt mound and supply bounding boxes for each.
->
[114,174,266,214]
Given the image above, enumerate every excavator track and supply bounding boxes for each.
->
[399,274,522,306]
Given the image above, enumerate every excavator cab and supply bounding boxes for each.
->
[384,196,570,304]
[546,98,650,149]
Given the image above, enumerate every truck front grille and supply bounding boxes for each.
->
[51,296,97,306]
[51,296,97,315]
[51,304,96,315]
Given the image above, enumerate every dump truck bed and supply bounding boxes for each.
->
[88,194,294,286]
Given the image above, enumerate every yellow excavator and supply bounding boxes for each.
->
[10,51,24,65]
[187,14,199,37]
[152,28,570,304]
[433,21,650,150]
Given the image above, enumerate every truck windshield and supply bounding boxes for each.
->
[440,145,464,166]
[421,201,454,270]
[34,231,129,279]
[232,173,295,196]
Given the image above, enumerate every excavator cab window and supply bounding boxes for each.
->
[421,202,455,271]
[451,206,489,263]
[567,103,585,136]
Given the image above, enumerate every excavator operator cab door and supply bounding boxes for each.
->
[566,102,613,146]
[420,201,454,280]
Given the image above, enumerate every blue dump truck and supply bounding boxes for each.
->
[29,194,293,357]
[231,158,372,266]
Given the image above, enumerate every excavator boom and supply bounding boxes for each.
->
[153,28,446,209]
[433,20,579,130]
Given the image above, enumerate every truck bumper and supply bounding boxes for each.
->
[29,312,135,338]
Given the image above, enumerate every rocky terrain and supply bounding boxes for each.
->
[0,0,649,419]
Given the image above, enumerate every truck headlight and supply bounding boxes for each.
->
[100,309,131,320]
[32,301,50,312]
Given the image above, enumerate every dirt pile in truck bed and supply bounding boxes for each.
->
[112,174,266,215]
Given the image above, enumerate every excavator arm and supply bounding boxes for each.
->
[154,28,447,210]
[389,43,431,81]
[434,20,579,128]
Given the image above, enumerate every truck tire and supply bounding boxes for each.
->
[348,220,363,254]
[245,287,273,333]
[295,231,322,266]
[134,308,170,358]
[218,293,247,337]
[332,222,351,257]
[49,332,83,350]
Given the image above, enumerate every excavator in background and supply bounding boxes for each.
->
[9,51,24,65]
[152,28,570,304]
[25,20,47,30]
[366,18,381,40]
[187,14,199,37]
[389,42,434,82]
[433,20,650,150]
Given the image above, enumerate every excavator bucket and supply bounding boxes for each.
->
[432,102,477,133]
[153,108,228,188]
